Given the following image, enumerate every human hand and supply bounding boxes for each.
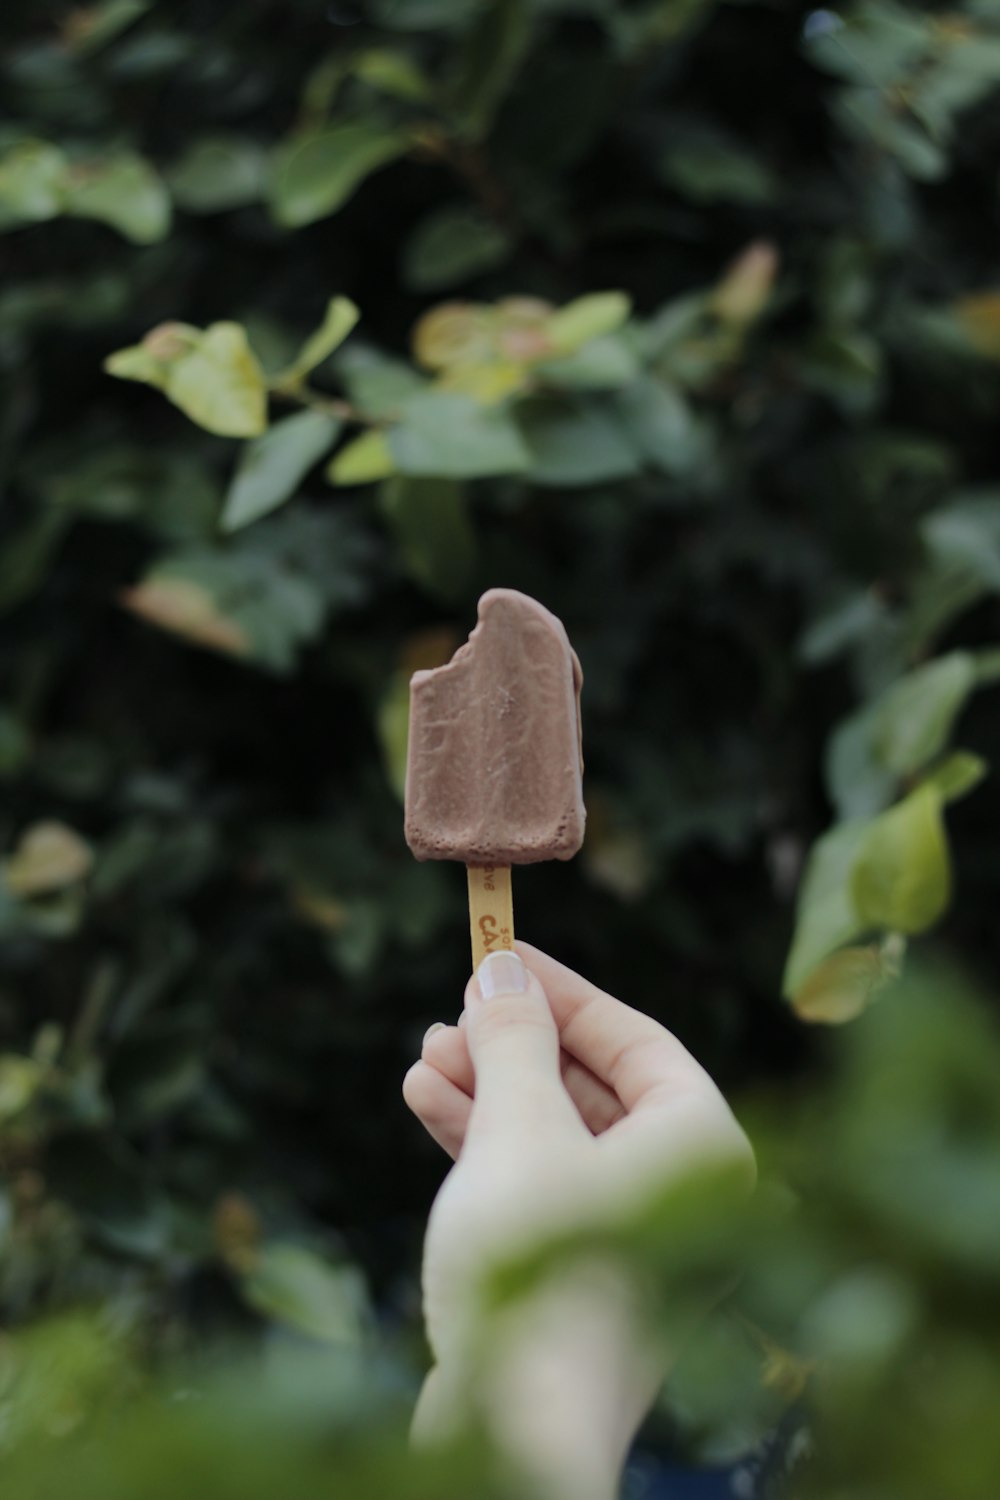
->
[403,942,753,1500]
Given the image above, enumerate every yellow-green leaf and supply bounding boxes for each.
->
[61,0,151,54]
[106,322,268,437]
[121,576,251,658]
[376,668,411,801]
[921,750,988,804]
[0,1055,42,1125]
[436,359,526,404]
[547,291,632,355]
[353,48,431,102]
[273,296,360,388]
[710,240,780,326]
[4,821,94,898]
[952,292,1000,361]
[165,322,267,437]
[327,428,395,485]
[792,945,888,1025]
[851,784,951,935]
[783,820,869,998]
[412,302,496,371]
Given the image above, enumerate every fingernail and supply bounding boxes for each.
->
[422,1021,446,1050]
[477,950,528,999]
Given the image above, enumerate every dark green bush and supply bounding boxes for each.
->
[4,0,1000,1489]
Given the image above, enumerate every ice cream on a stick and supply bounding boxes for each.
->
[404,588,584,964]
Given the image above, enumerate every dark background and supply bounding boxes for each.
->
[3,0,1000,1433]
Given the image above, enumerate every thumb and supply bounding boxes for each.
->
[463,950,562,1114]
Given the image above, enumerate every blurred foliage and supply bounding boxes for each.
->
[488,967,1000,1498]
[4,969,1000,1498]
[5,0,1000,1488]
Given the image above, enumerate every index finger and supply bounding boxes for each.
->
[516,942,718,1114]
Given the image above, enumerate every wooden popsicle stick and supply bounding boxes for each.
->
[467,865,514,969]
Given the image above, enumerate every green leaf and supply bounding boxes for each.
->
[373,0,486,25]
[327,429,395,485]
[221,411,341,532]
[0,509,72,614]
[535,334,639,391]
[872,651,977,777]
[519,398,640,486]
[0,708,31,778]
[833,88,946,182]
[827,650,984,821]
[389,391,529,477]
[268,121,408,229]
[121,572,252,660]
[241,1243,368,1344]
[106,322,268,437]
[380,476,475,602]
[122,512,371,673]
[904,560,987,661]
[335,344,428,417]
[783,820,870,999]
[62,0,152,53]
[611,0,716,53]
[615,375,710,475]
[403,204,512,292]
[798,590,886,666]
[852,785,951,935]
[922,492,1000,591]
[0,140,66,224]
[547,291,632,354]
[48,1138,170,1259]
[825,705,897,822]
[167,137,265,212]
[121,554,322,673]
[112,1019,208,1126]
[659,133,778,205]
[805,5,928,87]
[921,750,988,805]
[353,48,432,102]
[446,0,532,140]
[974,646,1000,685]
[63,152,171,243]
[44,446,218,543]
[798,329,883,414]
[273,297,360,388]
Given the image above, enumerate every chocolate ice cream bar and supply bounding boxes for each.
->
[404,589,584,963]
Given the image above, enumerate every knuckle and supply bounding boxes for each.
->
[474,998,552,1043]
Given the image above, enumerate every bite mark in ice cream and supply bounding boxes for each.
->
[404,589,585,865]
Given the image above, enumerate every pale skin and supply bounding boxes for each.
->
[403,941,755,1500]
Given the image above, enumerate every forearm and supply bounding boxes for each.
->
[414,1364,629,1500]
[414,1262,665,1500]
